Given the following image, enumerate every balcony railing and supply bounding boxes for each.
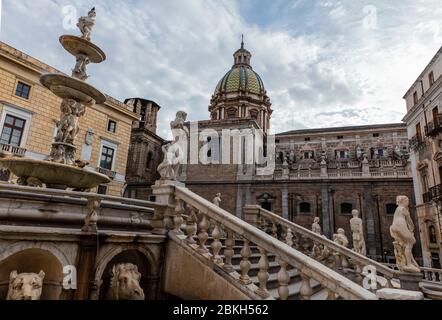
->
[425,115,442,137]
[423,191,433,204]
[409,135,426,151]
[96,167,117,179]
[0,143,26,157]
[429,184,442,201]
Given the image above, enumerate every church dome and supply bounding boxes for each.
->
[213,39,266,97]
[214,65,266,95]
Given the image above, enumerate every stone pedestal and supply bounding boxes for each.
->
[243,205,260,227]
[152,180,185,232]
[397,271,423,291]
[376,288,423,300]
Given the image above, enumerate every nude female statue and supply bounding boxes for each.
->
[390,196,420,273]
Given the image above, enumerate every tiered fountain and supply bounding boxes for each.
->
[0,8,111,190]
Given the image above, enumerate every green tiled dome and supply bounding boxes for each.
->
[215,66,265,95]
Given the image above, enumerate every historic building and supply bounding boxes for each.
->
[0,42,137,196]
[172,42,419,263]
[403,45,442,268]
[124,98,165,200]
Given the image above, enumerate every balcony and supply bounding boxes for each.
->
[429,184,442,201]
[96,167,117,180]
[425,115,442,137]
[0,143,26,157]
[409,135,426,151]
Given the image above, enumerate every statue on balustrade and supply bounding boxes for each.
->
[106,263,145,300]
[7,270,45,300]
[333,228,349,247]
[390,196,421,273]
[312,217,321,235]
[350,209,366,256]
[213,193,222,207]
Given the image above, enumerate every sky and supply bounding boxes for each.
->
[1,0,441,138]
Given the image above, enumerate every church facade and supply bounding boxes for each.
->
[126,42,419,263]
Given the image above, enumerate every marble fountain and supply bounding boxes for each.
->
[0,8,111,190]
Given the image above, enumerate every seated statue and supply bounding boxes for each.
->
[333,228,349,247]
[7,270,45,300]
[106,263,145,300]
[390,196,420,273]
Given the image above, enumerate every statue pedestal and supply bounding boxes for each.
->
[397,271,423,291]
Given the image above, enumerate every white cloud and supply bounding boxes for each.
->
[1,0,441,138]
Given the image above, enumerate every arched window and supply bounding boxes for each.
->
[340,203,353,215]
[386,203,397,215]
[227,108,237,119]
[299,202,311,214]
[429,225,437,244]
[207,137,212,158]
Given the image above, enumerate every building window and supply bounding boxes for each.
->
[429,71,435,87]
[226,108,237,119]
[97,185,107,195]
[340,203,353,215]
[378,148,384,157]
[305,137,311,142]
[299,202,311,214]
[337,136,344,140]
[146,151,153,170]
[303,151,314,159]
[107,120,117,133]
[15,81,31,99]
[413,91,418,105]
[373,133,380,138]
[100,145,115,170]
[385,203,397,215]
[429,225,437,244]
[0,114,26,146]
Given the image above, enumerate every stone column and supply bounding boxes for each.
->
[281,184,289,220]
[236,184,243,218]
[74,237,98,300]
[321,184,331,238]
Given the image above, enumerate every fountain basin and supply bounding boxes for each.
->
[60,35,106,63]
[0,158,111,189]
[40,74,106,104]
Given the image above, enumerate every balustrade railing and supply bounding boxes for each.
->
[246,205,399,293]
[172,185,377,300]
[0,143,26,157]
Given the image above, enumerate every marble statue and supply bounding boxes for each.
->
[213,193,222,207]
[312,217,322,235]
[72,54,90,81]
[333,228,349,247]
[106,263,145,300]
[170,111,188,131]
[77,7,96,41]
[350,209,366,256]
[7,270,45,300]
[390,196,420,273]
[157,142,179,180]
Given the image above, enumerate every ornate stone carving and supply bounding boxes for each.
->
[390,196,420,273]
[72,54,90,81]
[333,228,349,247]
[213,193,222,207]
[7,270,45,300]
[106,263,145,300]
[350,209,366,256]
[77,7,96,41]
[170,111,188,132]
[81,197,101,233]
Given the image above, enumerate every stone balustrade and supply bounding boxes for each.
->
[422,267,442,283]
[0,143,26,157]
[163,182,377,300]
[0,184,168,233]
[243,205,402,292]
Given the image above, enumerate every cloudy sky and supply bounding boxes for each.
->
[1,0,441,137]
